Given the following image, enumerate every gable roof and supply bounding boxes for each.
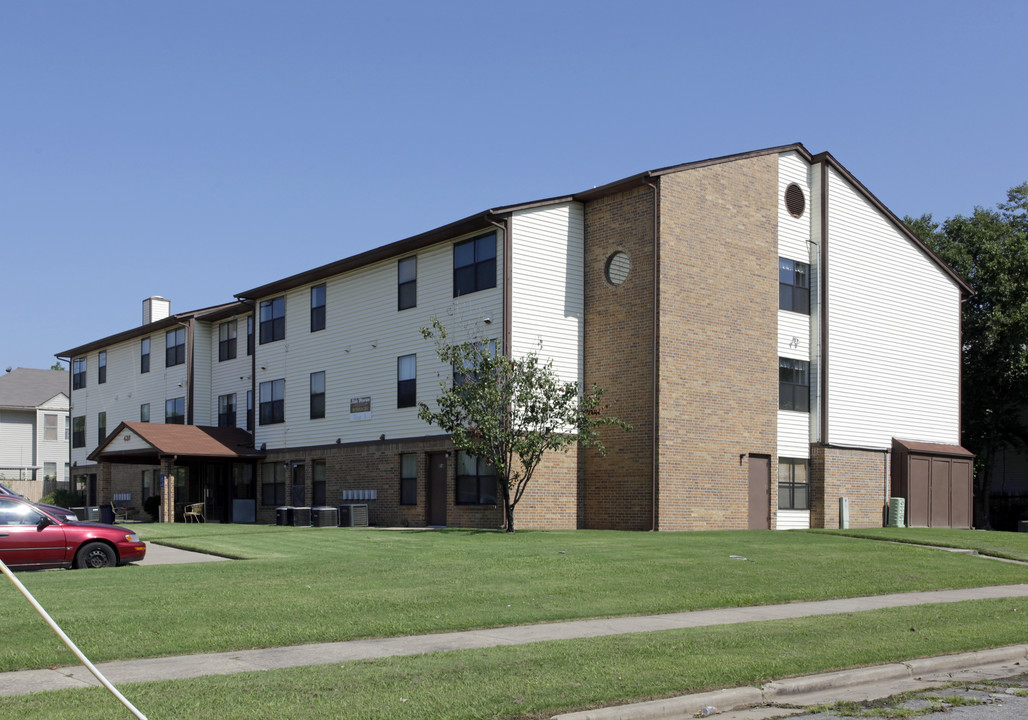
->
[56,144,972,360]
[89,421,265,463]
[56,301,248,360]
[0,368,69,410]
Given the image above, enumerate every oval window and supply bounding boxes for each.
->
[605,251,631,286]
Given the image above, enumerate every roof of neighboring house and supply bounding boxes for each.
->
[0,368,69,410]
[89,422,264,463]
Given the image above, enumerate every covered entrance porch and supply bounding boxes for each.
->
[89,422,265,523]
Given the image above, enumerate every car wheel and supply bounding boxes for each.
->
[76,542,116,569]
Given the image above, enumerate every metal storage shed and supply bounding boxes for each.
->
[891,439,974,528]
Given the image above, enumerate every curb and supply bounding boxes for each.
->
[552,645,1028,720]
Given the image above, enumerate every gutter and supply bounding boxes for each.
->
[644,177,660,532]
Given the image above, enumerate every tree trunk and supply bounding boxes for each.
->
[504,498,516,533]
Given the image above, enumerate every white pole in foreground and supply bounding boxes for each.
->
[0,557,148,720]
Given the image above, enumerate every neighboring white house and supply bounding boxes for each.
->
[0,367,70,501]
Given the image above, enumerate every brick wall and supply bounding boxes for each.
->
[582,186,656,530]
[514,447,579,529]
[810,445,889,528]
[656,156,779,530]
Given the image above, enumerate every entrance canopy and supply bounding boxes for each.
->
[89,422,265,465]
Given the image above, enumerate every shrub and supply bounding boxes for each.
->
[143,495,161,522]
[40,489,83,509]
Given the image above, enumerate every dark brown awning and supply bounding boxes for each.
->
[89,422,265,464]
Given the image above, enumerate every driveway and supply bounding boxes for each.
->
[134,543,229,566]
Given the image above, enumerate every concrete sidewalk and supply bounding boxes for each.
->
[2,584,1028,701]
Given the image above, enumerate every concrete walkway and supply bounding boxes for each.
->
[3,583,1028,700]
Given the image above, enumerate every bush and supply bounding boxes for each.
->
[143,495,161,522]
[40,489,83,509]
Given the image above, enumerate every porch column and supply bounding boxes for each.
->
[97,462,113,505]
[160,456,177,523]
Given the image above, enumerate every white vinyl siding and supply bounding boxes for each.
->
[0,411,33,467]
[191,323,211,425]
[776,509,810,530]
[825,167,961,448]
[69,331,188,464]
[778,151,812,262]
[252,229,504,450]
[510,203,584,385]
[208,315,253,429]
[777,312,809,360]
[777,153,813,481]
[111,427,160,453]
[777,411,810,458]
[35,396,69,485]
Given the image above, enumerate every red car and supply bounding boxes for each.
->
[0,496,146,570]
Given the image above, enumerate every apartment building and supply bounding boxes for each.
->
[57,144,972,529]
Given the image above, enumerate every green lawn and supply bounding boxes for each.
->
[820,526,1028,562]
[2,526,1026,675]
[3,598,1028,719]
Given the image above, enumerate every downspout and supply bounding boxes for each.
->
[242,300,258,446]
[487,213,513,358]
[819,161,830,447]
[644,176,660,532]
[488,213,513,531]
[186,318,196,425]
[57,354,72,489]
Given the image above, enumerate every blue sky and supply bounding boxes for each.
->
[2,1,1025,372]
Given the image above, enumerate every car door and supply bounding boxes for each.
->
[0,498,68,569]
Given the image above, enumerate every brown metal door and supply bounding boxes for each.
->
[951,459,972,528]
[930,458,951,527]
[908,457,930,527]
[427,452,447,526]
[747,455,770,530]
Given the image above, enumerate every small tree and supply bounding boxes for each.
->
[418,319,629,533]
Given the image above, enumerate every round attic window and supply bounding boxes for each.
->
[785,183,806,218]
[605,251,631,286]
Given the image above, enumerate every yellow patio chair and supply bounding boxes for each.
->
[183,502,205,523]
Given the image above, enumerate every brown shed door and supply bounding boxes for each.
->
[908,457,931,527]
[930,458,952,527]
[427,452,447,526]
[748,455,769,530]
[950,459,973,528]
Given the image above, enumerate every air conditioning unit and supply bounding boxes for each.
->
[292,507,311,527]
[339,503,369,527]
[311,506,338,527]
